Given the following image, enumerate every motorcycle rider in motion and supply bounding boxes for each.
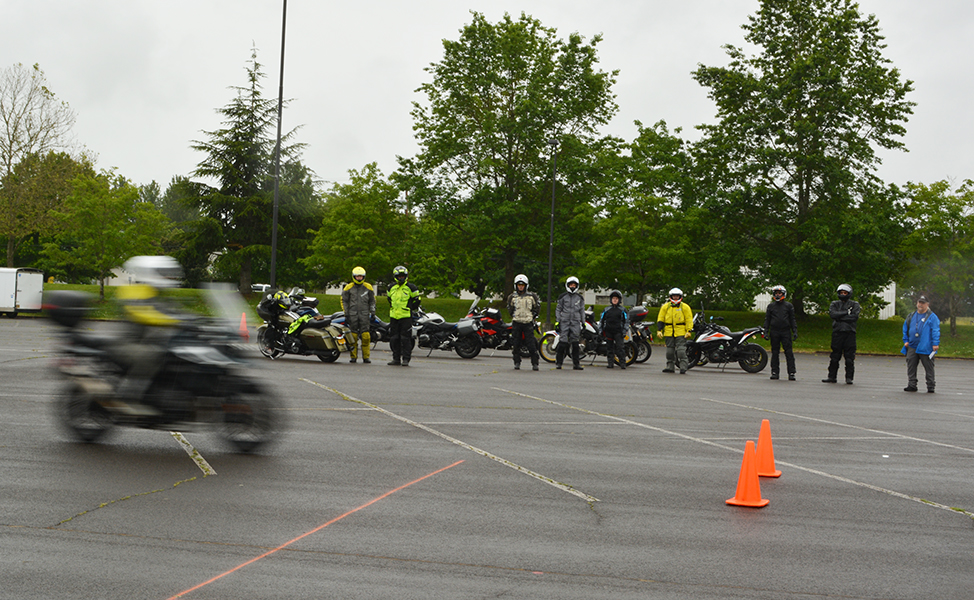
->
[763,285,798,380]
[342,266,376,364]
[387,265,421,367]
[507,274,541,371]
[114,256,184,410]
[600,290,628,369]
[823,283,860,384]
[657,288,693,374]
[555,276,586,370]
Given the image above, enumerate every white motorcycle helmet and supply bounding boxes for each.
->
[566,276,580,294]
[123,255,183,288]
[668,288,683,303]
[514,274,529,288]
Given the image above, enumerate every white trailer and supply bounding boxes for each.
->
[0,268,45,317]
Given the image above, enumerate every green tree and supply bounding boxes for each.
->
[691,0,914,316]
[0,151,93,266]
[900,180,974,336]
[185,49,306,291]
[302,163,411,290]
[400,12,618,298]
[42,170,171,299]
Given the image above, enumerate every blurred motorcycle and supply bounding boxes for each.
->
[45,288,284,453]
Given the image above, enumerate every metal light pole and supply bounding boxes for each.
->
[545,138,558,329]
[269,0,287,289]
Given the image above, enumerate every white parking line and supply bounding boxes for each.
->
[170,431,217,476]
[494,387,974,520]
[301,378,598,503]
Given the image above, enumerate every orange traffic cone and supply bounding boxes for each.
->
[756,419,782,478]
[726,440,769,508]
[239,312,250,341]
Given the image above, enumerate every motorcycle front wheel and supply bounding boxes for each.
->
[684,343,702,370]
[455,334,482,359]
[56,382,114,443]
[635,339,652,363]
[538,333,558,363]
[257,328,284,359]
[738,343,769,373]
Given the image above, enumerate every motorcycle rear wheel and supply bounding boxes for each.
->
[538,333,557,363]
[738,343,769,373]
[317,349,340,363]
[454,334,482,359]
[56,382,114,443]
[218,381,283,453]
[635,339,652,363]
[620,341,637,365]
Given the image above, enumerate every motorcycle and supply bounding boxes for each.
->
[465,299,540,357]
[627,305,654,363]
[44,288,283,453]
[683,306,768,373]
[255,289,351,362]
[538,306,636,366]
[327,311,391,347]
[411,307,483,359]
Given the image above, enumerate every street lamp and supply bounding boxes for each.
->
[546,138,558,329]
[269,0,288,289]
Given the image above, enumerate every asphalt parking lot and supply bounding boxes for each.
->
[2,317,973,599]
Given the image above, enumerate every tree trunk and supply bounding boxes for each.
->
[6,238,15,268]
[503,251,515,299]
[239,255,253,293]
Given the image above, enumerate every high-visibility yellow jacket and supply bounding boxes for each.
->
[656,302,693,338]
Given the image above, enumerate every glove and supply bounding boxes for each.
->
[792,332,798,341]
[762,332,767,340]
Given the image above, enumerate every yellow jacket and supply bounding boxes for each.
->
[657,302,693,338]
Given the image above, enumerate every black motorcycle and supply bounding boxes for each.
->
[684,307,768,373]
[411,307,483,359]
[45,289,283,453]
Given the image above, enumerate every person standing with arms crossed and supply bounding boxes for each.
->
[657,288,693,374]
[763,284,798,380]
[823,283,860,384]
[600,290,628,369]
[387,265,421,367]
[901,294,940,393]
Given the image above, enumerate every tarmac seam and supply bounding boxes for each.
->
[300,378,599,503]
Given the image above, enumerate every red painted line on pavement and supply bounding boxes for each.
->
[168,459,465,599]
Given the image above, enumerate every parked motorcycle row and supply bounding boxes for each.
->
[255,290,770,373]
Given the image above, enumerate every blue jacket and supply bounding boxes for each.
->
[901,310,940,355]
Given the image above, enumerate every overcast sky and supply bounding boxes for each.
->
[3,1,971,191]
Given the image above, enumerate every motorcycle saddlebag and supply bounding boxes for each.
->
[455,319,478,336]
[43,291,91,328]
[629,305,649,323]
[302,328,336,350]
[485,307,503,322]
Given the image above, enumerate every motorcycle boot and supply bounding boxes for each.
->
[770,372,779,380]
[555,343,568,369]
[571,343,583,370]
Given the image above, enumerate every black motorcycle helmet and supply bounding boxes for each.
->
[609,290,623,304]
[393,265,408,284]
